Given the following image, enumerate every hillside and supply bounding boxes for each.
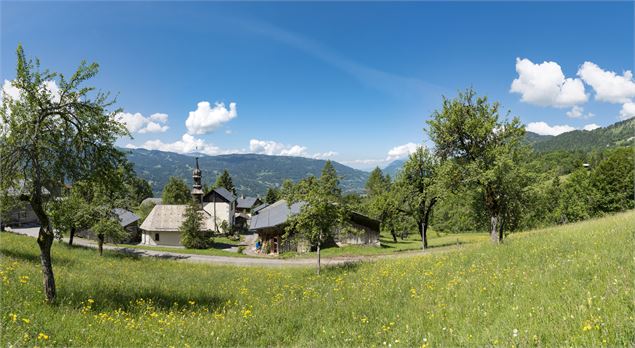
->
[529,118,635,152]
[125,149,369,197]
[1,211,632,346]
[382,159,405,178]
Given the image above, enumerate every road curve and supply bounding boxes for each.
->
[4,227,458,267]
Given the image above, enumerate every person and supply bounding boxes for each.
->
[255,240,261,253]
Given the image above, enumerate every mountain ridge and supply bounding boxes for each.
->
[124,149,370,197]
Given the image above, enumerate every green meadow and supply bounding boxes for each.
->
[1,211,633,347]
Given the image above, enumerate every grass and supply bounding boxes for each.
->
[113,235,249,258]
[281,231,488,259]
[1,210,633,347]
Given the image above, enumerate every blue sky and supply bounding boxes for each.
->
[2,2,633,170]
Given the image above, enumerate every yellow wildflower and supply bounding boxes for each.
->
[9,313,16,322]
[37,332,49,340]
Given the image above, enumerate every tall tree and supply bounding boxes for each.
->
[48,182,94,246]
[180,202,213,249]
[265,186,281,204]
[214,169,236,195]
[286,161,345,275]
[365,167,390,197]
[427,88,526,243]
[91,215,127,256]
[0,45,128,302]
[395,147,440,249]
[591,147,634,213]
[161,176,190,204]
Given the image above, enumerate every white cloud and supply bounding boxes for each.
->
[2,79,60,105]
[582,123,600,131]
[510,58,587,108]
[565,105,594,119]
[312,151,338,159]
[115,112,169,134]
[578,62,635,104]
[526,122,576,136]
[185,101,237,135]
[127,134,223,156]
[249,139,308,156]
[620,102,635,120]
[386,142,421,161]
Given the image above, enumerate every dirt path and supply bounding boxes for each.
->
[5,227,461,267]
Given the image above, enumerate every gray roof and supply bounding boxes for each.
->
[7,180,50,197]
[141,197,162,206]
[140,205,214,232]
[237,197,260,209]
[252,203,269,214]
[212,187,236,203]
[112,208,140,227]
[249,200,306,230]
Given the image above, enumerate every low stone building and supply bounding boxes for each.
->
[249,199,380,254]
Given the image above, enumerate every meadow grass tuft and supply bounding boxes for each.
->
[1,211,633,346]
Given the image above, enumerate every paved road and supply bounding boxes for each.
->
[4,227,457,267]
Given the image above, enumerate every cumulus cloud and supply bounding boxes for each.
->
[578,62,635,104]
[620,102,635,120]
[127,134,223,156]
[386,142,421,161]
[185,101,237,135]
[565,105,594,119]
[116,112,169,134]
[249,139,308,156]
[2,79,60,105]
[582,124,600,131]
[510,58,587,108]
[526,122,576,136]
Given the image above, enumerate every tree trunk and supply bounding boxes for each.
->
[98,234,104,256]
[390,228,397,243]
[69,226,76,246]
[37,226,56,302]
[316,240,321,275]
[490,214,501,244]
[418,220,427,250]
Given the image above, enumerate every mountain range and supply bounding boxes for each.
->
[125,118,634,197]
[125,149,370,197]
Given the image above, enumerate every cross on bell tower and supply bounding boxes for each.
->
[191,157,204,207]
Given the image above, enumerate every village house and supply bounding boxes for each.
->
[139,158,238,246]
[249,199,380,254]
[234,195,263,229]
[0,181,50,228]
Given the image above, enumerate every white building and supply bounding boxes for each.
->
[139,158,236,246]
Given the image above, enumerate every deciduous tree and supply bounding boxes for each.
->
[162,176,190,204]
[427,88,527,243]
[286,161,345,275]
[0,45,128,302]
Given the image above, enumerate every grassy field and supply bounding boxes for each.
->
[1,211,633,346]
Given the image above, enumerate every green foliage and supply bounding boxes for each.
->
[0,45,129,301]
[427,88,527,242]
[91,217,127,243]
[365,167,390,197]
[286,161,346,272]
[161,177,190,204]
[1,211,633,346]
[180,203,213,249]
[591,147,635,213]
[127,176,153,207]
[214,169,236,195]
[265,186,280,204]
[135,201,156,225]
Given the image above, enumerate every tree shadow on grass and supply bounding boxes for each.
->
[321,261,362,274]
[57,287,229,313]
[1,248,76,267]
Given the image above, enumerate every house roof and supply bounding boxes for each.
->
[252,203,269,214]
[7,180,50,197]
[140,205,214,232]
[112,208,140,227]
[237,197,260,209]
[203,187,236,204]
[249,200,306,231]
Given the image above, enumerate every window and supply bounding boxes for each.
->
[155,233,160,241]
